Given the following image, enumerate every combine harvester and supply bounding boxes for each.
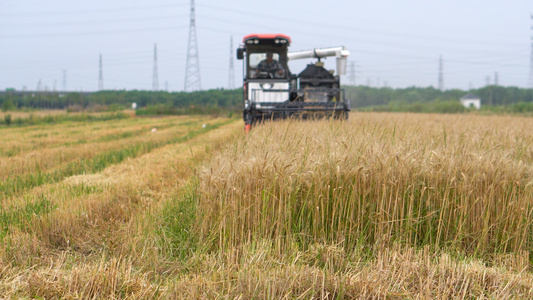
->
[237,33,351,131]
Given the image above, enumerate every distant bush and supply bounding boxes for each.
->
[3,114,12,126]
[432,100,466,113]
[86,104,108,112]
[364,100,467,114]
[108,103,125,112]
[66,104,84,113]
[510,102,533,113]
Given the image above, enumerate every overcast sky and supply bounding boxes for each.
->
[1,0,531,92]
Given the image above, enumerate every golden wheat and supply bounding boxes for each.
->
[198,113,533,257]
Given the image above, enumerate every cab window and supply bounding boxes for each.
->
[248,53,283,78]
[249,53,280,69]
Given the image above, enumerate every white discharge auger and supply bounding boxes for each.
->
[288,46,350,76]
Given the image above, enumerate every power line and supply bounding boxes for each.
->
[195,4,526,48]
[1,14,189,28]
[0,25,188,39]
[0,2,189,18]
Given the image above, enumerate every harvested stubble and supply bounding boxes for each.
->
[0,117,242,298]
[0,109,68,120]
[198,113,533,258]
[164,242,533,299]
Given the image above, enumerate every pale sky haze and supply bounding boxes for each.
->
[1,0,531,92]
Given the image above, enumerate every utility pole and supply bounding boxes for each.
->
[438,55,444,91]
[494,72,499,86]
[228,35,235,89]
[486,75,493,105]
[62,69,67,91]
[184,0,201,91]
[153,44,159,91]
[36,79,42,108]
[98,54,103,91]
[530,14,533,101]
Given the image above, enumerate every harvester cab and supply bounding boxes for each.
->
[237,33,350,131]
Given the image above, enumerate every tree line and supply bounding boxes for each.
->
[1,86,533,113]
[0,89,242,112]
[345,85,533,108]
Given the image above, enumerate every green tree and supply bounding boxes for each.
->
[2,98,12,112]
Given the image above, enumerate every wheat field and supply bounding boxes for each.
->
[1,112,533,298]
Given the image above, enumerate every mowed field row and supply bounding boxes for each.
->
[2,112,533,298]
[0,116,232,199]
[0,114,242,298]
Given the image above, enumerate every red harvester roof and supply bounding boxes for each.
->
[242,33,291,43]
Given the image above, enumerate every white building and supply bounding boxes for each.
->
[460,93,481,110]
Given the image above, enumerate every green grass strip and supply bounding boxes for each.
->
[0,197,56,239]
[157,181,199,261]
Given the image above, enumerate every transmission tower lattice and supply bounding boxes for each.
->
[98,54,103,91]
[349,61,356,86]
[438,55,444,91]
[228,36,235,89]
[62,69,67,91]
[153,44,159,91]
[529,14,533,89]
[184,0,201,91]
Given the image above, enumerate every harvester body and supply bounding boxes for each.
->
[237,33,350,128]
